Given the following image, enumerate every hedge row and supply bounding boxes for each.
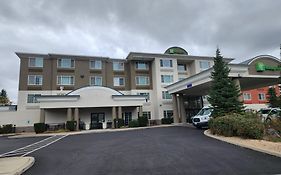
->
[0,124,15,134]
[161,118,173,124]
[128,116,148,128]
[34,123,47,134]
[209,113,264,139]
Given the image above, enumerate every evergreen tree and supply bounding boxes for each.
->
[267,87,279,107]
[208,49,244,117]
[0,89,10,105]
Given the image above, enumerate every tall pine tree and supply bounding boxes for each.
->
[0,89,10,105]
[208,49,244,117]
[267,87,279,107]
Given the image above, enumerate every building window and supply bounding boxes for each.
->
[136,62,148,70]
[258,93,266,100]
[135,76,150,85]
[90,76,102,86]
[90,60,102,69]
[57,75,74,85]
[199,61,211,71]
[27,94,40,103]
[28,75,43,85]
[163,110,173,118]
[160,59,173,68]
[57,58,75,68]
[161,75,173,84]
[114,77,125,86]
[162,91,172,99]
[137,92,150,101]
[143,111,151,119]
[177,64,186,72]
[29,57,43,67]
[243,93,251,100]
[113,62,124,71]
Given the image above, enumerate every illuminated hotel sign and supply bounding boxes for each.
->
[256,62,281,72]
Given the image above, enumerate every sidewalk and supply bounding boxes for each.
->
[204,130,281,158]
[0,157,34,175]
[8,124,178,139]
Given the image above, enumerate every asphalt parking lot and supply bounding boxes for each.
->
[3,126,281,175]
[0,136,47,155]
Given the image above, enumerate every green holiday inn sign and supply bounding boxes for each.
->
[256,62,281,72]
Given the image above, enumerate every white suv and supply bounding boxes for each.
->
[191,106,213,129]
[258,108,281,122]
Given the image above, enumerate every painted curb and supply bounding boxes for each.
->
[204,130,281,158]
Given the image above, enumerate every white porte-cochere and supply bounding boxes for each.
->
[37,86,146,109]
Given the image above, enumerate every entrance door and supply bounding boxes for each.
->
[90,113,105,129]
[124,112,132,126]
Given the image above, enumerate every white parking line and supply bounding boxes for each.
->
[0,135,68,158]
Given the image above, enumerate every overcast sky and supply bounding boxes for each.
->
[0,0,281,103]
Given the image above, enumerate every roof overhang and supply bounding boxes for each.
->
[166,63,281,96]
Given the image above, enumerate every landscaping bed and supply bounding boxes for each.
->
[204,130,281,158]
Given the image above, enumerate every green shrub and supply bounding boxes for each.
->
[236,117,264,139]
[129,120,139,128]
[161,118,173,124]
[34,123,47,134]
[1,124,15,134]
[209,116,238,136]
[138,116,148,127]
[66,121,77,131]
[209,113,264,139]
[114,118,124,128]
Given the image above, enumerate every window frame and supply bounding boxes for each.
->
[28,57,43,68]
[27,94,41,103]
[161,75,174,84]
[57,75,75,85]
[243,93,252,100]
[135,76,150,85]
[258,93,266,101]
[143,111,151,119]
[162,91,172,99]
[163,110,173,118]
[89,60,102,70]
[199,61,211,71]
[160,59,173,68]
[113,61,124,71]
[177,64,186,72]
[135,62,148,70]
[28,75,43,85]
[57,58,75,68]
[113,77,125,86]
[90,76,103,86]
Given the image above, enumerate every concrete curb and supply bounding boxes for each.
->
[9,124,175,139]
[204,130,281,158]
[0,156,35,175]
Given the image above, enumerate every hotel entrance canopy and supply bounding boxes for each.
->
[166,55,281,96]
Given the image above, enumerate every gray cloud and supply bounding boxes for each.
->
[0,0,280,103]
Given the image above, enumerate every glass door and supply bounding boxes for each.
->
[124,112,132,126]
[90,113,105,129]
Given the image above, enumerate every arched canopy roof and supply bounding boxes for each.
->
[67,86,123,96]
[37,86,146,109]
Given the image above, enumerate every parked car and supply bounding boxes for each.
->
[191,106,213,129]
[258,108,281,122]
